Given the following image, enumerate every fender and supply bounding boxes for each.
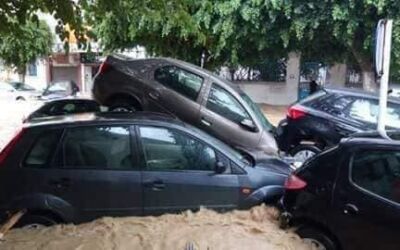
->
[243,185,284,207]
[7,193,76,223]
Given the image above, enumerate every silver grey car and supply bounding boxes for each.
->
[92,55,278,156]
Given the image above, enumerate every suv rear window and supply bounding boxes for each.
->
[25,130,62,168]
[154,66,203,101]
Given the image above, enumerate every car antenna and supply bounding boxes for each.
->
[375,19,393,140]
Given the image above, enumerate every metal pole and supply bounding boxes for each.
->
[377,20,393,139]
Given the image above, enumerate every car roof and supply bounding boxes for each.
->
[108,54,243,92]
[43,98,99,104]
[324,86,400,103]
[340,130,400,147]
[24,112,182,128]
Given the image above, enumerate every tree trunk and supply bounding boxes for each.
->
[18,73,26,83]
[350,47,377,91]
[361,70,376,91]
[229,68,236,81]
[17,65,26,83]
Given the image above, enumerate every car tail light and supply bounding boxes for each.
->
[287,106,306,120]
[98,62,111,75]
[284,174,307,190]
[0,128,25,166]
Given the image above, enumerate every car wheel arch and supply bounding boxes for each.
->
[105,93,143,111]
[8,193,76,223]
[291,217,342,250]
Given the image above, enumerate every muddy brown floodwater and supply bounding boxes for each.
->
[1,206,314,250]
[0,102,313,250]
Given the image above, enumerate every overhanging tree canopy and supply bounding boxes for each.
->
[0,0,84,44]
[83,0,400,88]
[0,20,53,82]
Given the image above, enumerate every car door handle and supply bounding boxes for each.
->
[143,180,165,191]
[343,203,359,215]
[48,178,71,189]
[149,91,160,100]
[201,117,212,127]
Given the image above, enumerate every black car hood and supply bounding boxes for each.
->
[254,157,291,175]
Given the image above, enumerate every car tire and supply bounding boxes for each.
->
[16,96,26,101]
[16,213,58,229]
[296,226,338,250]
[290,144,321,162]
[109,98,139,112]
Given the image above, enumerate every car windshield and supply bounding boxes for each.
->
[10,82,36,91]
[240,92,274,131]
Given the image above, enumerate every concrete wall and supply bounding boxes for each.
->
[238,52,300,105]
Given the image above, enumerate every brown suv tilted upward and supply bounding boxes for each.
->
[92,55,278,156]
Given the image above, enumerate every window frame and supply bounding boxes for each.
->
[154,65,204,102]
[349,148,400,206]
[206,83,254,126]
[55,124,138,171]
[136,125,231,173]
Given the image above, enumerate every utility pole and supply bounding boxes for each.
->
[375,19,393,138]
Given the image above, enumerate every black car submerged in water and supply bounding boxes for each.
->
[280,132,400,250]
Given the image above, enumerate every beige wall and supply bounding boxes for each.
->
[238,52,300,105]
[326,63,347,87]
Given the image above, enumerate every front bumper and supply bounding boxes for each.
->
[277,197,293,229]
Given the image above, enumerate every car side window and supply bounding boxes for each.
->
[62,126,133,169]
[206,84,251,124]
[139,126,217,171]
[347,98,379,124]
[351,150,400,204]
[25,130,62,168]
[154,65,203,101]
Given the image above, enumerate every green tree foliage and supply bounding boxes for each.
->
[0,0,84,43]
[83,0,400,87]
[0,20,53,82]
[82,0,290,69]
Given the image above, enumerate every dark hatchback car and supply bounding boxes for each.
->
[0,112,289,227]
[92,55,278,157]
[23,98,101,123]
[276,87,400,161]
[280,132,400,250]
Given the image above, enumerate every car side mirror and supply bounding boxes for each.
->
[240,119,257,132]
[215,161,227,174]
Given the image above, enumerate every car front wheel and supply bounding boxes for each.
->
[296,226,338,250]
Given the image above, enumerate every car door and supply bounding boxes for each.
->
[331,146,400,250]
[23,125,143,223]
[149,65,206,124]
[199,83,260,149]
[137,125,240,215]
